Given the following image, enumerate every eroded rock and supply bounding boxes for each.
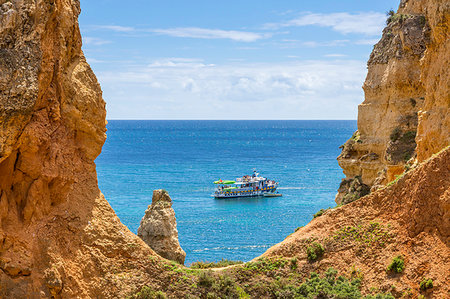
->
[336,0,449,203]
[138,190,186,265]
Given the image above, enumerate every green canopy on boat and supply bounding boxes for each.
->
[214,180,235,184]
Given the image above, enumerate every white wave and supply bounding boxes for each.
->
[193,244,272,253]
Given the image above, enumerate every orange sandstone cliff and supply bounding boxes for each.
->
[0,1,167,297]
[336,0,449,204]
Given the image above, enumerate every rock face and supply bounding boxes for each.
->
[0,1,166,297]
[138,190,186,265]
[336,0,449,204]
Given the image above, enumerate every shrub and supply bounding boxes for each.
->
[387,255,405,273]
[197,272,243,299]
[297,269,361,299]
[198,271,215,288]
[306,242,324,262]
[243,257,287,273]
[419,278,433,290]
[313,208,330,218]
[133,286,167,299]
[400,130,416,143]
[390,127,402,142]
[290,257,297,270]
[386,9,395,24]
[190,259,243,269]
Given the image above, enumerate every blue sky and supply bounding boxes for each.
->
[79,0,399,119]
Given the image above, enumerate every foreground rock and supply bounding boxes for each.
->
[138,190,186,264]
[336,0,450,204]
[0,1,165,297]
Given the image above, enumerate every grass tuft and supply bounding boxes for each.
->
[387,255,405,273]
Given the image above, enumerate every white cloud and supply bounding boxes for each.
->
[265,12,386,36]
[85,57,106,63]
[83,37,112,46]
[95,25,135,32]
[95,58,366,119]
[325,54,347,57]
[149,27,269,42]
[278,39,350,49]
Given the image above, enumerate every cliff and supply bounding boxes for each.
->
[138,190,186,265]
[0,1,166,297]
[336,0,449,204]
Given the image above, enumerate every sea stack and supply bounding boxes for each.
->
[138,190,186,265]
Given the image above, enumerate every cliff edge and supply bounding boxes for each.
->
[336,0,449,204]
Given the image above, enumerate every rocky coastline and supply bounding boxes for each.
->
[0,0,448,297]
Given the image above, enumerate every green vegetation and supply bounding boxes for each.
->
[351,130,362,143]
[294,226,303,232]
[386,127,417,163]
[390,127,402,142]
[313,208,331,218]
[190,259,243,269]
[419,278,433,290]
[290,257,298,270]
[401,131,416,144]
[389,127,416,144]
[340,176,371,205]
[130,260,400,298]
[306,242,325,262]
[291,268,362,299]
[386,11,412,25]
[332,222,393,248]
[196,271,248,299]
[242,257,288,272]
[132,286,167,299]
[387,255,405,273]
[365,293,395,299]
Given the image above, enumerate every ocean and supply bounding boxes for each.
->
[95,120,356,264]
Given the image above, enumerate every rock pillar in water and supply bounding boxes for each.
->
[137,190,186,264]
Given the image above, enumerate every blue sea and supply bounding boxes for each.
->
[96,120,356,264]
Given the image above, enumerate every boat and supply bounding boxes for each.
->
[213,171,279,198]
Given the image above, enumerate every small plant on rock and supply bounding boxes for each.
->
[306,242,324,262]
[419,278,433,290]
[389,127,402,142]
[387,255,405,273]
[313,208,328,218]
[290,257,297,270]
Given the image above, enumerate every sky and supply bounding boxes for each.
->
[79,0,400,120]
